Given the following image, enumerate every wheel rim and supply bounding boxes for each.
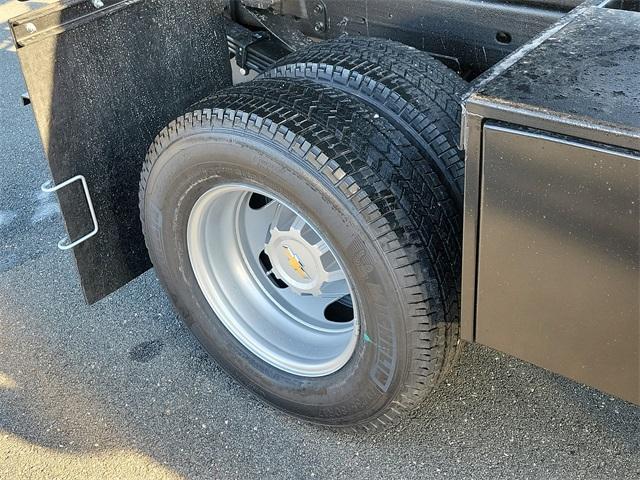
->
[187,184,359,377]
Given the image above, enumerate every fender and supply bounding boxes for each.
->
[9,0,232,303]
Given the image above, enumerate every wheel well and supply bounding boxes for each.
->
[228,0,578,78]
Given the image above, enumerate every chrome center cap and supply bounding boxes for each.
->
[264,228,328,295]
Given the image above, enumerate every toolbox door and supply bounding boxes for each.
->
[475,124,639,404]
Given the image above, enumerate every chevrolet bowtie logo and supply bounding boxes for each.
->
[283,245,309,280]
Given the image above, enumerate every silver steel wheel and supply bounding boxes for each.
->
[187,184,359,377]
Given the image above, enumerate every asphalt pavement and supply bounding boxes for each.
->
[0,1,638,478]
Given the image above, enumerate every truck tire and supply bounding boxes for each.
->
[263,37,468,206]
[194,77,461,368]
[139,82,458,431]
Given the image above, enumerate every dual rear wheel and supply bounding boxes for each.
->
[139,38,466,431]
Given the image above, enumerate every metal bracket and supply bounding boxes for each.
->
[10,0,133,48]
[307,0,328,35]
[225,19,291,73]
[41,175,99,250]
[233,29,269,71]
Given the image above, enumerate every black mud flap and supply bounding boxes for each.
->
[9,0,232,303]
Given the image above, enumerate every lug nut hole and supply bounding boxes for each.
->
[496,31,512,44]
[324,295,354,323]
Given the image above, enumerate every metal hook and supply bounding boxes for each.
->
[41,175,99,250]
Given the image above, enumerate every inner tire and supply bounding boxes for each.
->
[140,98,455,431]
[264,37,468,206]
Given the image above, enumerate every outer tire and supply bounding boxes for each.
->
[194,77,461,365]
[264,37,468,206]
[140,86,458,431]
